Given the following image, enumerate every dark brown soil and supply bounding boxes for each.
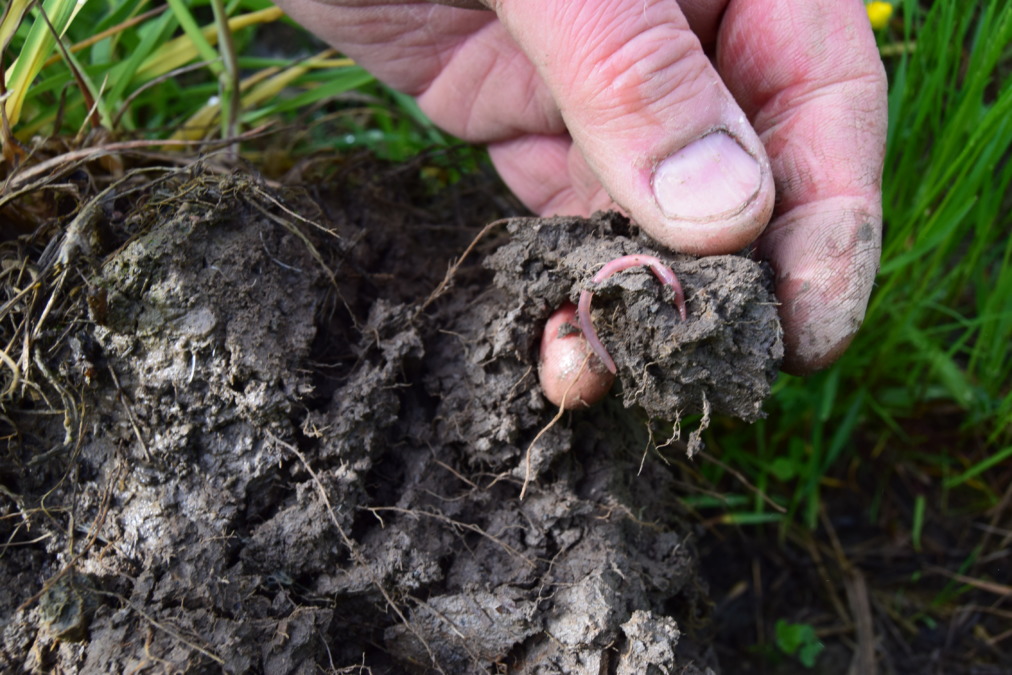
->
[0,155,782,673]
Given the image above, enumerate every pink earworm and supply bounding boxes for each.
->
[577,254,687,374]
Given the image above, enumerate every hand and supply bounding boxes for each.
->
[275,0,887,407]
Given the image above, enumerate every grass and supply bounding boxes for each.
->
[2,0,1010,669]
[0,0,460,162]
[698,0,1012,529]
[687,3,1012,665]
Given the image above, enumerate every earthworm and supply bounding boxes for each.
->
[577,254,687,374]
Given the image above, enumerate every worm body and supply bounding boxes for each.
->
[577,254,687,374]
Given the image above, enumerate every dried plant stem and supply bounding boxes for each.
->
[520,352,591,500]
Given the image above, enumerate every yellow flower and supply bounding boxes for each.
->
[867,2,893,30]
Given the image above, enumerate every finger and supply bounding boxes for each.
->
[426,0,733,45]
[717,0,887,373]
[488,134,616,216]
[414,19,566,141]
[275,0,565,141]
[490,0,775,255]
[675,0,731,48]
[427,0,489,8]
[539,303,615,408]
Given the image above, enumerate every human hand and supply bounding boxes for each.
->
[274,0,887,407]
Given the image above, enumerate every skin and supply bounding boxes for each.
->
[274,0,888,407]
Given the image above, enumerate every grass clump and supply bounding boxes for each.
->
[0,0,457,163]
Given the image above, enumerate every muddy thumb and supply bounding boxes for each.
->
[493,0,774,255]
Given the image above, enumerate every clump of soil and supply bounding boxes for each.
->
[0,157,781,673]
[486,213,782,425]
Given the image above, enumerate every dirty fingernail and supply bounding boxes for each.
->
[652,132,761,222]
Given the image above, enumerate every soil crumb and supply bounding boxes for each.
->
[0,161,780,673]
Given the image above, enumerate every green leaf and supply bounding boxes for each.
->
[775,619,824,668]
[770,457,797,482]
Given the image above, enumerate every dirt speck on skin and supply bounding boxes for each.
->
[0,163,780,673]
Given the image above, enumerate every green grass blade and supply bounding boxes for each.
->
[163,0,222,76]
[943,446,1012,488]
[3,0,87,125]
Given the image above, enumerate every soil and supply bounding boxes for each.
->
[0,154,782,673]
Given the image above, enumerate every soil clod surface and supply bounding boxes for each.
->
[1,159,782,673]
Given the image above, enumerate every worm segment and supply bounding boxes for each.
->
[577,254,687,374]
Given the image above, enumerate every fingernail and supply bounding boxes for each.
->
[652,132,761,222]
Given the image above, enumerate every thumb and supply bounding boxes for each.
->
[491,0,775,255]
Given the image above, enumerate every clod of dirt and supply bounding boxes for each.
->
[1,162,781,674]
[487,212,783,425]
[37,574,97,644]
